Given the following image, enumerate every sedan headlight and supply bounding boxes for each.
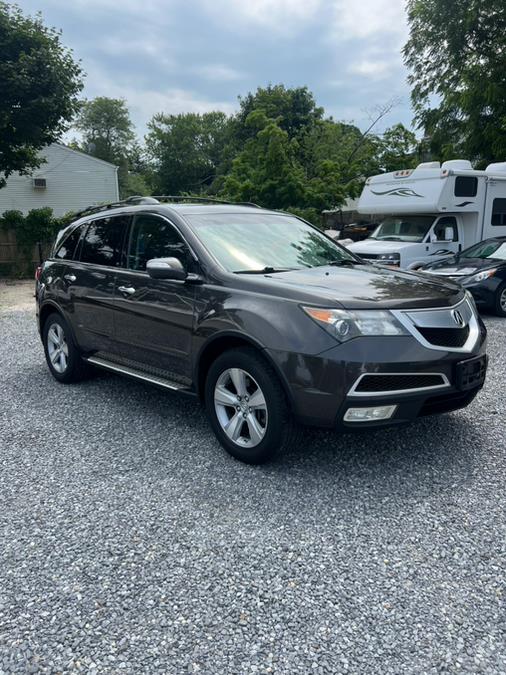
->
[466,269,497,283]
[302,307,409,342]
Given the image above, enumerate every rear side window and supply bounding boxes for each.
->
[491,198,506,226]
[127,214,192,271]
[454,176,478,197]
[80,216,129,266]
[54,226,82,260]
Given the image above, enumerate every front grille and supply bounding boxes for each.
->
[358,253,380,260]
[355,373,446,393]
[416,325,470,348]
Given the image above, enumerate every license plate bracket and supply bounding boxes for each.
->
[456,355,487,391]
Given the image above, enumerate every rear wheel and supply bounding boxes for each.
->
[42,312,89,383]
[494,282,506,317]
[205,347,294,464]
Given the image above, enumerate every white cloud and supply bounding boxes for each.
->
[348,59,394,80]
[199,0,323,33]
[81,65,237,132]
[332,0,407,39]
[195,64,244,82]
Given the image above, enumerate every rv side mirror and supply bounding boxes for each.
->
[146,257,187,280]
[444,226,454,242]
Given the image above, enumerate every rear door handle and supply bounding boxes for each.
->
[118,285,136,296]
[64,274,76,282]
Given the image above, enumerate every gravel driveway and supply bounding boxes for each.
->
[0,303,505,674]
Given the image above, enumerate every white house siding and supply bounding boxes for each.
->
[0,144,119,217]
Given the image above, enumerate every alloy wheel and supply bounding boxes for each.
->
[47,323,69,374]
[500,288,506,313]
[214,368,268,447]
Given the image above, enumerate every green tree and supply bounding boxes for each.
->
[145,111,231,194]
[74,97,149,198]
[0,3,83,188]
[75,97,135,164]
[404,0,506,164]
[222,111,350,220]
[378,123,418,172]
[235,84,324,143]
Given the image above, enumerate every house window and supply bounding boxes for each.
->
[33,178,47,189]
[491,198,506,226]
[454,176,477,197]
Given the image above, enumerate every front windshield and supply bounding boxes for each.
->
[186,213,358,272]
[370,216,435,243]
[461,240,506,261]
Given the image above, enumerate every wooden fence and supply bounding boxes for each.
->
[0,229,51,277]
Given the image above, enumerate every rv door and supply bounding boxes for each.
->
[420,216,461,264]
[482,181,506,239]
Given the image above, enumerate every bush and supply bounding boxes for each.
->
[0,209,25,231]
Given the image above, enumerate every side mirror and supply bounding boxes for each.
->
[444,226,455,242]
[146,257,187,280]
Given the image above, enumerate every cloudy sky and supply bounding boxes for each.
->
[20,0,412,136]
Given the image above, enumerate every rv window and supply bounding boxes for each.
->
[433,217,458,242]
[454,176,478,197]
[491,198,506,226]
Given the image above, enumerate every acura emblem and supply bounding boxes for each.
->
[452,309,465,327]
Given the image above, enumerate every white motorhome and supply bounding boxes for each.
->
[348,160,506,268]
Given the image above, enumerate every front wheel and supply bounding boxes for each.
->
[205,348,294,464]
[494,282,506,317]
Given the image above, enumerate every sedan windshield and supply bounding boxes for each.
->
[186,213,359,272]
[370,216,435,243]
[461,240,506,261]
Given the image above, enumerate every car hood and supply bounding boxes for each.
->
[348,239,417,254]
[422,257,502,277]
[242,264,463,310]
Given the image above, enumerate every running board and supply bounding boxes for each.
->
[86,356,188,392]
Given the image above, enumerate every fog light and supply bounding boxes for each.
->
[344,405,397,423]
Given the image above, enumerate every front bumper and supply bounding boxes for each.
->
[266,326,487,430]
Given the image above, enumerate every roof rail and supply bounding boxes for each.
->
[73,195,159,219]
[152,195,261,208]
[72,194,261,220]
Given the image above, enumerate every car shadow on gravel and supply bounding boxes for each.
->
[52,366,479,502]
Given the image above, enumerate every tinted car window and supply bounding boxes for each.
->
[54,225,82,260]
[80,216,129,267]
[127,214,192,271]
[492,198,506,226]
[455,176,478,197]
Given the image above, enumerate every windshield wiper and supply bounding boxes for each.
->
[327,259,364,266]
[233,266,299,274]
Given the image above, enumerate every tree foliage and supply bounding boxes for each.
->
[404,0,506,164]
[75,97,135,165]
[145,111,232,195]
[0,2,83,188]
[75,97,148,198]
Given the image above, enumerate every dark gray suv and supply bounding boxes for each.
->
[36,198,488,463]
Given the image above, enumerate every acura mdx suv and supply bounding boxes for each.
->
[36,198,488,463]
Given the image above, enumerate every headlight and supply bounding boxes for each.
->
[302,307,409,342]
[377,252,400,265]
[466,269,497,283]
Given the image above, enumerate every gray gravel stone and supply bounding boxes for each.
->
[0,309,505,673]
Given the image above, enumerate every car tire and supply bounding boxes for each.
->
[494,282,506,317]
[42,312,90,383]
[205,347,295,464]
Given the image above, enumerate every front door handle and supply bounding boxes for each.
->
[64,274,76,282]
[118,285,136,296]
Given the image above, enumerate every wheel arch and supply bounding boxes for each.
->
[39,301,78,347]
[194,331,295,411]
